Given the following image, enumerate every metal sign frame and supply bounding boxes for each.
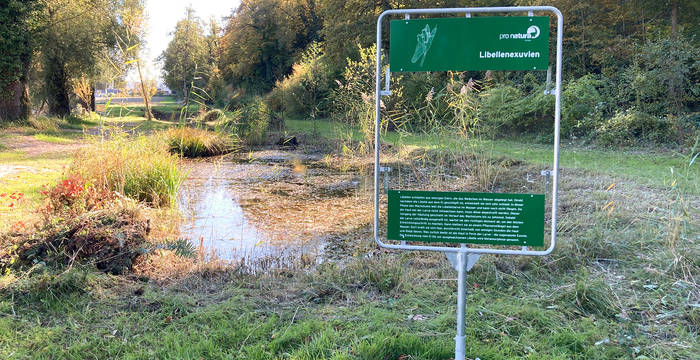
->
[374,6,563,257]
[373,7,563,360]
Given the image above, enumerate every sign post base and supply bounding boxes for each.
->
[455,251,467,360]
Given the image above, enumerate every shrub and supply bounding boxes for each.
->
[562,75,607,137]
[479,84,522,131]
[674,112,700,146]
[595,109,673,146]
[68,135,185,207]
[479,83,554,135]
[41,174,113,218]
[164,127,239,157]
[479,81,554,133]
[272,42,331,117]
[239,97,270,146]
[2,205,150,274]
[620,37,700,116]
[513,88,554,132]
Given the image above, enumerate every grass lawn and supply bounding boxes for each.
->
[104,103,201,119]
[3,259,668,359]
[0,149,72,232]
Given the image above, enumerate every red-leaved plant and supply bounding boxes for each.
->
[41,175,113,217]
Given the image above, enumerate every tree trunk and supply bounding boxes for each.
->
[671,0,678,36]
[46,58,71,117]
[91,85,96,112]
[0,80,31,122]
[0,54,32,122]
[182,74,190,120]
[136,60,153,122]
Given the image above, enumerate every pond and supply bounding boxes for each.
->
[178,161,273,263]
[177,151,364,266]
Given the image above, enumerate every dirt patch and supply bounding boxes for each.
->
[1,134,84,157]
[0,165,38,180]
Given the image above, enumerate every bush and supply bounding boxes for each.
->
[514,88,555,132]
[479,83,553,134]
[620,37,700,116]
[674,112,700,146]
[1,205,150,275]
[165,127,239,157]
[272,42,331,117]
[68,135,185,207]
[595,109,673,146]
[479,84,522,131]
[41,174,113,218]
[561,75,607,137]
[239,97,270,146]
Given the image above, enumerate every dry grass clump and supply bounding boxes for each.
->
[1,202,150,275]
[68,134,185,207]
[165,127,239,158]
[196,109,228,123]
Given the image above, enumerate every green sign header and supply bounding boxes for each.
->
[387,190,545,246]
[389,16,550,72]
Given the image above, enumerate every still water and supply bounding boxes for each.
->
[177,159,324,265]
[178,161,274,262]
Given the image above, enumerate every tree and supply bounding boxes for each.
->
[0,0,42,122]
[218,0,293,93]
[36,0,126,117]
[112,0,152,121]
[204,17,226,105]
[160,6,209,109]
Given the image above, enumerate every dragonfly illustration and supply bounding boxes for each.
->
[411,24,437,67]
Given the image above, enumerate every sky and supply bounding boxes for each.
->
[127,0,241,86]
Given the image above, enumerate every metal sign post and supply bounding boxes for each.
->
[374,7,563,360]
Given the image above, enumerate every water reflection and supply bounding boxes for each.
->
[178,161,273,263]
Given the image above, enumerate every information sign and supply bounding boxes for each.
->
[389,16,549,72]
[387,190,545,246]
[376,8,563,360]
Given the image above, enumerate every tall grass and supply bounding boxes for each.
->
[69,134,185,207]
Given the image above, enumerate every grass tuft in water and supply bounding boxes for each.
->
[164,127,239,157]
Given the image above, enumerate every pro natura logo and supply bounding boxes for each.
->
[499,25,540,41]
